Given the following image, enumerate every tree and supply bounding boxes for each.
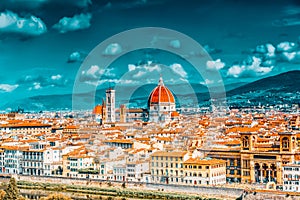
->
[40,193,71,200]
[121,182,126,188]
[3,177,19,200]
[0,190,6,200]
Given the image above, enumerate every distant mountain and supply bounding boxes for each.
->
[225,70,300,106]
[209,82,247,93]
[227,70,300,96]
[2,71,299,111]
[2,83,209,111]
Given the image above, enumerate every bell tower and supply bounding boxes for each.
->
[120,104,127,123]
[106,88,115,123]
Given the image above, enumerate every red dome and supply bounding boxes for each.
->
[148,77,175,105]
[93,105,103,114]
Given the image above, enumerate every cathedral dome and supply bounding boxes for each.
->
[148,77,175,105]
[92,105,103,114]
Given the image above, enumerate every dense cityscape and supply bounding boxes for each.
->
[0,76,298,199]
[1,0,300,199]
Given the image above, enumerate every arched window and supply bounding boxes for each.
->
[282,137,289,149]
[292,137,296,148]
[243,136,249,149]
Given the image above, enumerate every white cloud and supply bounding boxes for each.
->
[81,65,115,82]
[29,82,42,90]
[206,59,225,71]
[51,74,62,81]
[283,6,300,15]
[133,71,146,78]
[227,57,273,78]
[144,64,161,72]
[86,65,99,78]
[0,84,18,92]
[85,79,138,86]
[200,79,214,85]
[34,82,41,90]
[265,43,276,58]
[227,65,246,78]
[53,13,92,33]
[103,43,122,56]
[282,52,297,61]
[68,51,86,63]
[18,74,67,90]
[255,43,276,58]
[0,10,47,36]
[128,63,161,74]
[170,63,187,78]
[266,43,276,54]
[277,41,297,52]
[128,64,136,71]
[169,40,181,49]
[120,79,137,84]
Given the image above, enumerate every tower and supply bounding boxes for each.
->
[106,88,115,123]
[120,104,127,123]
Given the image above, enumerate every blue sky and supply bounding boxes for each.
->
[0,0,300,107]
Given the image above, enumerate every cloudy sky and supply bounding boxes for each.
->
[0,0,300,106]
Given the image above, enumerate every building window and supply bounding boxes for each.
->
[282,137,289,149]
[243,136,249,149]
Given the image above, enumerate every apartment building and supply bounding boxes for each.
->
[3,146,23,174]
[126,160,149,182]
[182,158,226,185]
[22,149,45,176]
[282,162,300,192]
[0,121,51,135]
[150,151,188,184]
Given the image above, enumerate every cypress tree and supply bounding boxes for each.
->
[3,177,19,200]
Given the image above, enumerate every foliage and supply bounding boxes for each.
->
[16,180,223,200]
[0,190,5,200]
[78,168,99,174]
[40,193,71,200]
[121,182,126,188]
[3,177,19,200]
